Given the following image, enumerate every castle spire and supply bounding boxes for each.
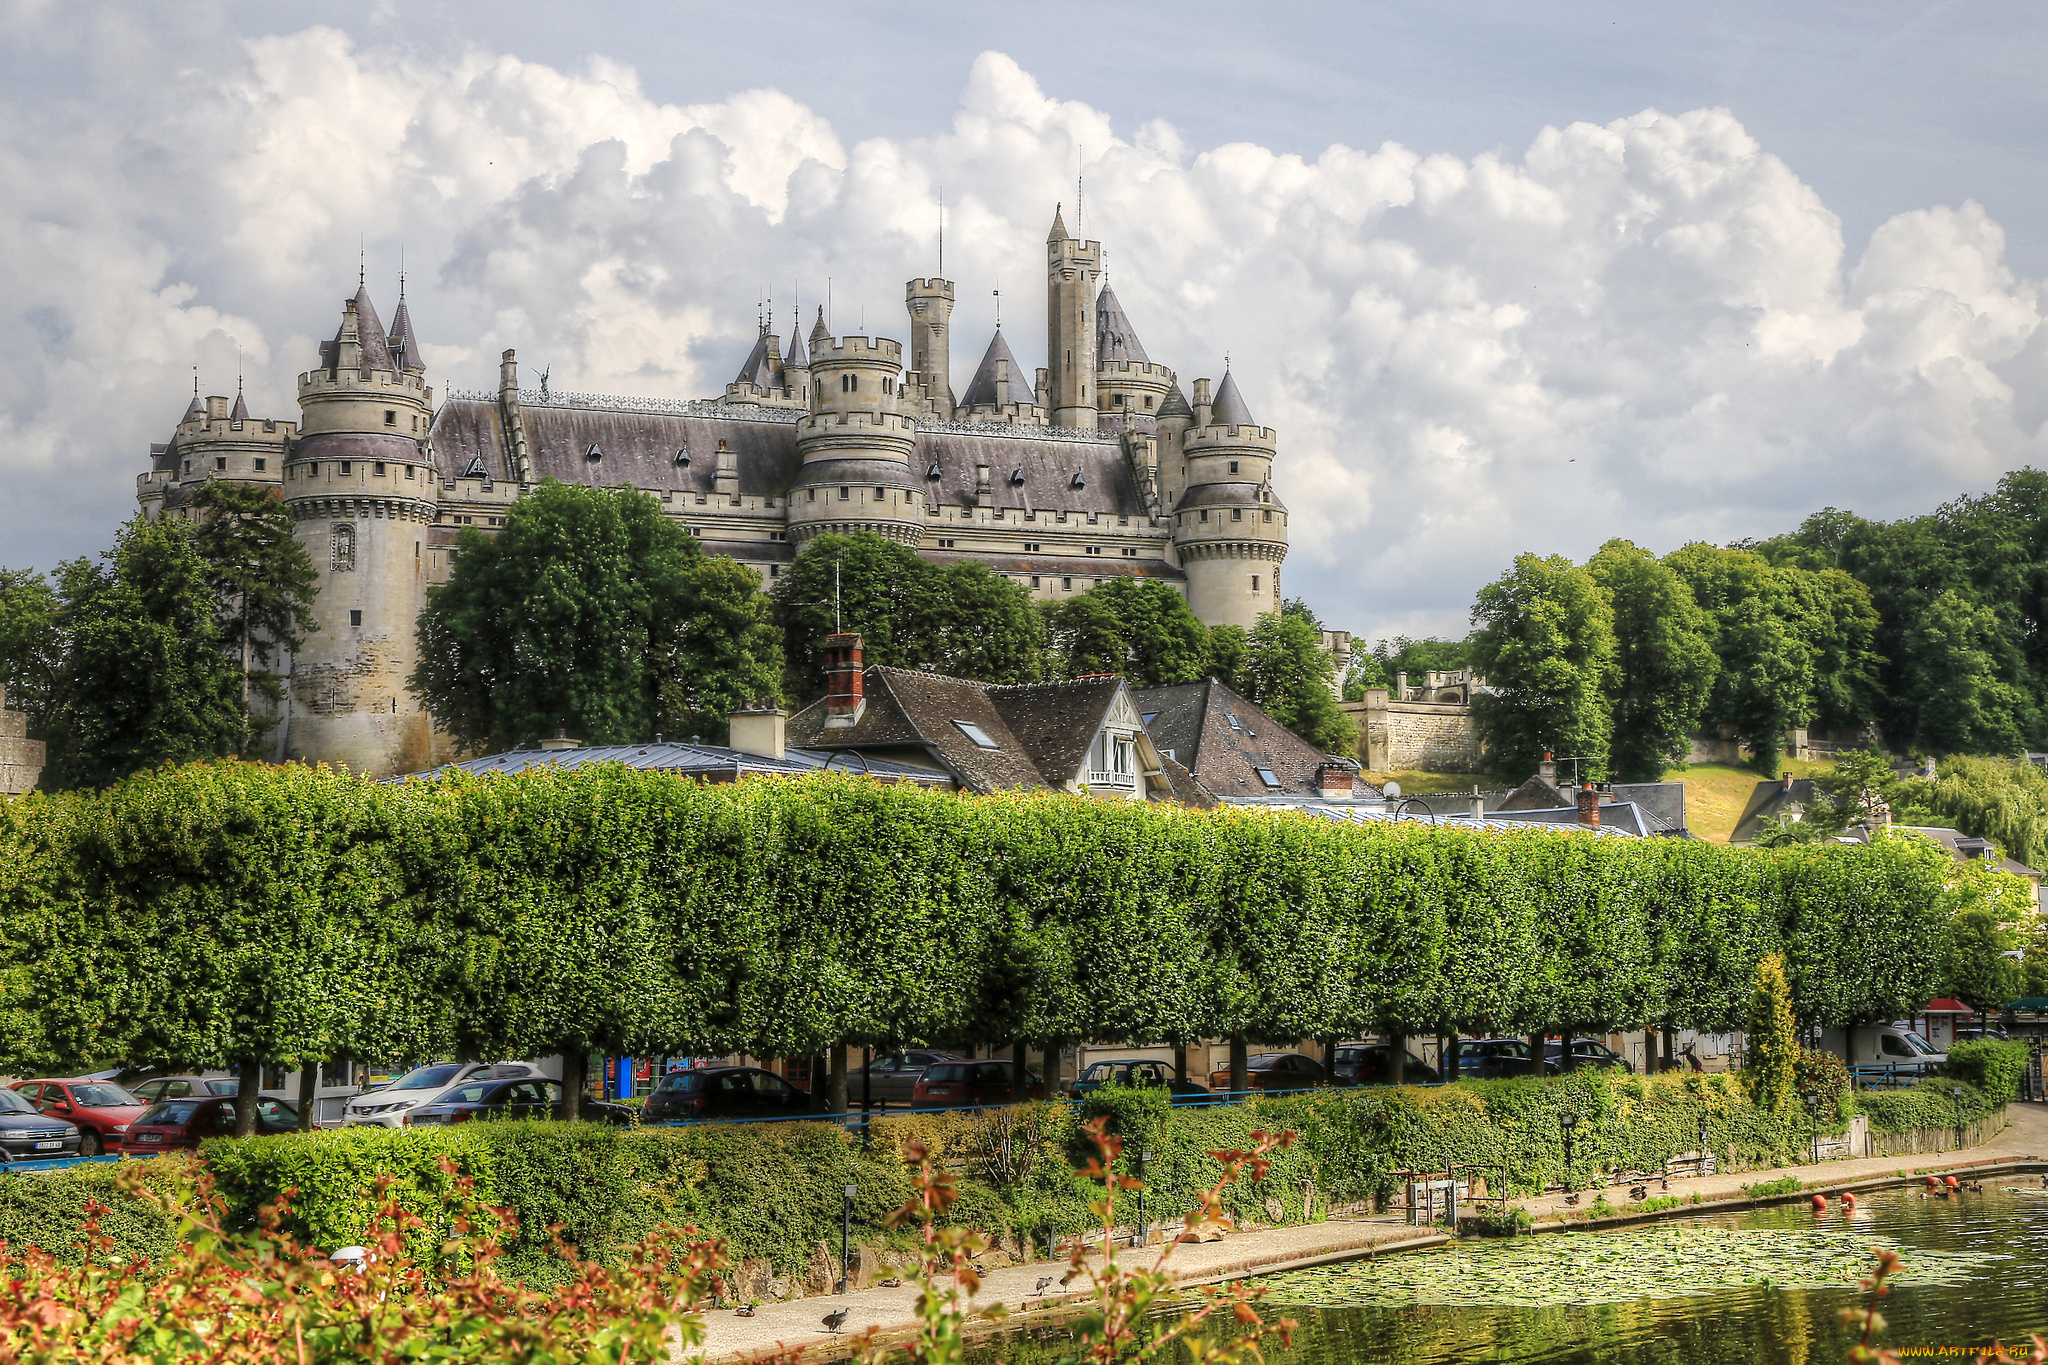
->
[1047,203,1069,243]
[350,286,395,372]
[1210,368,1256,428]
[1094,283,1150,365]
[809,304,830,353]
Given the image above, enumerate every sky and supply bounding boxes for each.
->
[4,0,2047,642]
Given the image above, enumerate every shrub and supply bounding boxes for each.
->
[1744,953,1798,1113]
[1944,1040,2030,1102]
[1074,1085,1171,1162]
[1858,1074,2009,1133]
[1794,1048,1853,1123]
[0,1156,192,1268]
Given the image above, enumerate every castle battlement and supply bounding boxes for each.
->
[1098,359,1174,380]
[795,410,918,437]
[809,336,903,366]
[1183,423,1277,451]
[905,278,955,300]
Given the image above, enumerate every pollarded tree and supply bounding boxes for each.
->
[1586,539,1718,783]
[410,481,781,750]
[39,516,247,790]
[1242,611,1355,753]
[1467,553,1617,780]
[1044,577,1210,685]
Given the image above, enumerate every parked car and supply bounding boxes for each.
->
[1955,1026,2009,1043]
[12,1079,148,1156]
[1545,1040,1635,1073]
[848,1051,962,1107]
[0,1087,81,1162]
[1329,1046,1441,1086]
[641,1066,811,1122]
[1068,1059,1213,1100]
[1465,1040,1560,1078]
[403,1077,634,1127]
[1205,1053,1330,1094]
[124,1096,300,1151]
[129,1075,241,1105]
[911,1060,1045,1108]
[342,1062,544,1128]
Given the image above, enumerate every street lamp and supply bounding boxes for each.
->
[1136,1150,1151,1246]
[841,1184,857,1292]
[1559,1112,1579,1191]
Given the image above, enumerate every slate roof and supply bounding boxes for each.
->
[350,287,395,373]
[786,665,1214,805]
[1132,678,1370,803]
[403,739,951,785]
[389,298,420,371]
[427,396,1152,519]
[1893,826,2043,880]
[1157,383,1192,422]
[1488,803,1659,837]
[732,328,781,390]
[1731,777,1818,843]
[959,330,1034,408]
[1210,370,1256,427]
[1095,285,1150,365]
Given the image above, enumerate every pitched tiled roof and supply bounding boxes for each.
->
[1132,678,1369,802]
[1731,777,1816,843]
[403,739,949,785]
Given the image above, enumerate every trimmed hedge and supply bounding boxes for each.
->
[0,1156,194,1267]
[3,1063,2016,1288]
[0,763,1990,1077]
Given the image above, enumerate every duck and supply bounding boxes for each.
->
[821,1307,851,1334]
[736,1307,756,1318]
[1659,1177,1671,1192]
[1628,1185,1649,1202]
[1563,1193,1581,1207]
[1033,1276,1057,1297]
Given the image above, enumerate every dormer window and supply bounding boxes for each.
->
[586,443,603,462]
[675,448,691,466]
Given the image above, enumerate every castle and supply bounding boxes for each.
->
[137,209,1294,779]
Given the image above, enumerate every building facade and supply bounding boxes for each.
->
[138,212,1293,777]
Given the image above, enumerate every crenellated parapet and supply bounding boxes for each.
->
[790,333,925,547]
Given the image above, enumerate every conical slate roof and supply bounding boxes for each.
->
[182,391,205,424]
[1047,205,1069,242]
[388,296,421,371]
[809,306,831,354]
[1157,382,1193,422]
[1210,369,1256,428]
[960,330,1031,408]
[351,287,395,373]
[785,317,808,368]
[732,327,780,390]
[230,388,249,422]
[1094,284,1150,365]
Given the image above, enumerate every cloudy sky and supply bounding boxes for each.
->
[5,1,2046,642]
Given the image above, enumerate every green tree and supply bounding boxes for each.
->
[0,568,60,725]
[1202,623,1249,694]
[1899,590,2030,755]
[1240,612,1355,752]
[1665,544,1813,774]
[410,480,780,751]
[1467,553,1616,779]
[185,480,318,751]
[771,532,1043,700]
[1789,568,1883,737]
[1044,577,1209,685]
[1586,539,1719,782]
[1945,908,2022,1022]
[1925,755,2048,870]
[38,516,246,790]
[1744,953,1798,1114]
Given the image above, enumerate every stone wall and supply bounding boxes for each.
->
[0,686,46,796]
[1345,690,1481,773]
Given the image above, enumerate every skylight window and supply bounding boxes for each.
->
[1254,768,1282,790]
[954,721,1000,749]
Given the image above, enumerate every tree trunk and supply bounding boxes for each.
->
[1229,1035,1249,1095]
[827,1042,849,1115]
[1011,1040,1028,1103]
[234,1057,262,1137]
[1446,1035,1464,1082]
[1643,1028,1658,1076]
[862,1047,874,1113]
[559,1050,587,1122]
[1661,1020,1677,1073]
[1043,1043,1060,1099]
[1173,1044,1188,1087]
[1386,1029,1407,1085]
[296,1058,319,1132]
[1323,1037,1340,1076]
[1529,1031,1547,1077]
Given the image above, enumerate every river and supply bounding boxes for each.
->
[973,1177,2048,1363]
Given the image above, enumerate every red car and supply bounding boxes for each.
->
[13,1079,148,1157]
[123,1095,300,1151]
[910,1060,1045,1108]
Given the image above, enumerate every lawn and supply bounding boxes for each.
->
[1360,757,1832,844]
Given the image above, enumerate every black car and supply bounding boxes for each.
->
[0,1086,83,1161]
[1463,1039,1561,1078]
[641,1067,810,1123]
[402,1077,634,1127]
[1546,1040,1634,1073]
[1330,1045,1441,1086]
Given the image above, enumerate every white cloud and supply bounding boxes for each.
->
[0,13,2043,644]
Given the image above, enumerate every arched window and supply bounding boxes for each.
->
[331,523,356,572]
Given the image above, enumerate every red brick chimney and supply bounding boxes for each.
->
[1316,763,1355,800]
[1576,781,1601,826]
[824,632,865,729]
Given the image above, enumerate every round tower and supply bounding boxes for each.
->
[1172,370,1288,629]
[1045,207,1101,430]
[1092,283,1172,431]
[283,284,440,777]
[788,333,925,547]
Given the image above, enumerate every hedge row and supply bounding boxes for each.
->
[0,761,1990,1075]
[10,1067,2014,1286]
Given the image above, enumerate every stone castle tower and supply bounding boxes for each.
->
[137,209,1293,775]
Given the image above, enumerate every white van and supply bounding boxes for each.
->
[1820,1025,1947,1082]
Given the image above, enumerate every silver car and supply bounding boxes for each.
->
[849,1051,961,1107]
[341,1062,541,1128]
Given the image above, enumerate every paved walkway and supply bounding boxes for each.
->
[686,1103,2048,1363]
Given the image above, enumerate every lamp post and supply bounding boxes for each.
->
[1952,1086,1968,1151]
[1559,1112,1578,1192]
[1805,1091,1824,1164]
[1136,1150,1151,1247]
[841,1184,857,1292]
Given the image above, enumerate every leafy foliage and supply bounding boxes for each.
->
[1925,754,2048,870]
[1468,553,1616,779]
[185,481,319,747]
[1043,577,1210,687]
[1742,954,1798,1114]
[1586,539,1718,782]
[1664,544,1818,777]
[410,480,780,750]
[1240,612,1354,753]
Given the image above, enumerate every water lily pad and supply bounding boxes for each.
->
[1254,1227,1999,1309]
